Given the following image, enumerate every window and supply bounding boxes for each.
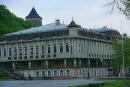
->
[4,48,6,57]
[41,45,45,54]
[60,70,64,77]
[9,48,12,56]
[30,46,33,55]
[66,43,69,52]
[53,44,57,53]
[78,44,81,53]
[19,47,22,56]
[30,56,33,59]
[42,71,45,77]
[8,57,11,60]
[24,46,27,55]
[66,70,70,77]
[36,71,40,77]
[60,44,63,53]
[36,46,39,55]
[48,45,51,54]
[14,47,17,56]
[54,71,58,77]
[48,71,51,77]
[41,55,45,58]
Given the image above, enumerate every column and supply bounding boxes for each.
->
[28,61,31,69]
[88,59,90,78]
[45,60,49,68]
[64,59,67,68]
[12,62,15,70]
[79,59,81,67]
[88,59,90,67]
[73,59,76,67]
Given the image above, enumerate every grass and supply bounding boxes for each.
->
[69,80,130,87]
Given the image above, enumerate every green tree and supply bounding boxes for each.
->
[113,35,130,69]
[0,5,34,36]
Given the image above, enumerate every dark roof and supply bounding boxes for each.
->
[25,7,42,19]
[94,26,121,37]
[67,20,81,28]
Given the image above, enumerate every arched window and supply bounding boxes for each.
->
[60,70,64,77]
[54,71,58,77]
[48,71,51,77]
[66,70,70,77]
[36,71,40,77]
[42,71,45,77]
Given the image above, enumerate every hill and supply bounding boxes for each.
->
[0,5,34,36]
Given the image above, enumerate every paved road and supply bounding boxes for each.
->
[0,79,107,87]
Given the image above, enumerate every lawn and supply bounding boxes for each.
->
[69,80,130,87]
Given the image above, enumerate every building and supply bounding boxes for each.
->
[0,7,121,79]
[25,7,42,26]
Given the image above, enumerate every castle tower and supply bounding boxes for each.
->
[25,7,42,26]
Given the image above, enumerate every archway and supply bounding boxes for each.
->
[66,70,70,77]
[54,71,58,77]
[36,71,40,77]
[60,70,64,77]
[48,71,51,77]
[42,71,45,77]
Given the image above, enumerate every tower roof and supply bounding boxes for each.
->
[67,20,80,28]
[25,7,42,19]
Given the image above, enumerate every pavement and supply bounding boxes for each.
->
[0,79,108,87]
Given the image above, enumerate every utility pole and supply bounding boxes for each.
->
[121,21,125,80]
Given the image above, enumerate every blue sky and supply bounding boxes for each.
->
[1,0,130,35]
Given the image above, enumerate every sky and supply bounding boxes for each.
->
[0,0,130,35]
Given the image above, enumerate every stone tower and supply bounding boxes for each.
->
[25,7,42,26]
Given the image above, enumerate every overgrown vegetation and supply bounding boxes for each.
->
[0,5,34,36]
[0,71,13,80]
[69,80,130,87]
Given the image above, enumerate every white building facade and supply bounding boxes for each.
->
[0,8,121,79]
[0,19,121,79]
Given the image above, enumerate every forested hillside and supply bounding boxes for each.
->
[0,5,34,36]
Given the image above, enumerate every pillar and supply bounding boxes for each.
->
[12,62,15,70]
[96,59,98,66]
[79,59,81,67]
[88,59,90,78]
[28,61,31,69]
[45,60,49,68]
[88,59,90,67]
[64,59,67,68]
[73,59,76,67]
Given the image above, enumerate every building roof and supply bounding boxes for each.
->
[94,26,117,32]
[94,26,121,36]
[25,7,42,19]
[67,20,81,28]
[6,22,67,36]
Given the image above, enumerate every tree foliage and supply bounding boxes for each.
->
[107,0,130,17]
[0,5,34,36]
[113,35,130,68]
